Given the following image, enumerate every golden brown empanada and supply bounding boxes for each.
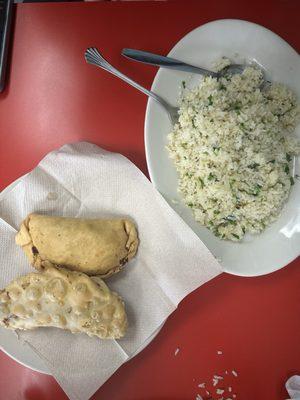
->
[15,213,138,278]
[0,263,127,339]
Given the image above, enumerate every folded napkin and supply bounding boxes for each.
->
[0,142,222,400]
[286,376,300,399]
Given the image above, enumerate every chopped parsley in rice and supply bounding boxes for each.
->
[167,62,300,241]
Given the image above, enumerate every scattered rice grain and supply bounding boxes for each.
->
[214,375,224,380]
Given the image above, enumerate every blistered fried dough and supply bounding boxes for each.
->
[15,213,138,278]
[0,264,127,339]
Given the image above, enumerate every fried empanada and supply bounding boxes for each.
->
[16,213,138,278]
[0,263,127,339]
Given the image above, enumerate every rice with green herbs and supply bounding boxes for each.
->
[167,64,300,241]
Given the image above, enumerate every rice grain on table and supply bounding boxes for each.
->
[167,63,300,241]
[214,375,224,380]
[212,378,218,386]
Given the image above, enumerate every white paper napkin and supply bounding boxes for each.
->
[0,142,222,400]
[286,376,300,399]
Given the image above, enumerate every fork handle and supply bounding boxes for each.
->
[122,48,218,77]
[85,48,172,112]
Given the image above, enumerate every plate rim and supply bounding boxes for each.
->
[0,338,51,375]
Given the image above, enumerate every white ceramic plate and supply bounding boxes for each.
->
[0,176,50,374]
[0,176,163,374]
[145,19,300,277]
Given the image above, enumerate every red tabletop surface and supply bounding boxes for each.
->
[0,1,299,399]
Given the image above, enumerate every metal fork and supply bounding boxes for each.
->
[84,47,179,124]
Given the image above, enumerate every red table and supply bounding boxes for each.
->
[0,1,299,399]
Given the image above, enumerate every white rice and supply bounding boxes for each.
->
[167,62,300,241]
